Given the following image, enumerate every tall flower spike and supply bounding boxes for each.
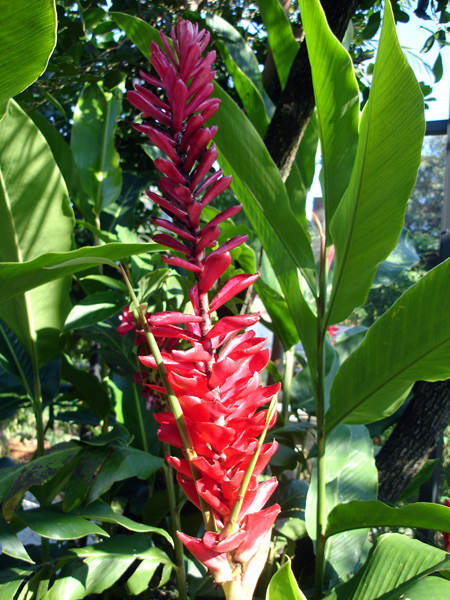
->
[122,19,281,600]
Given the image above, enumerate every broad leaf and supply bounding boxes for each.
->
[206,15,269,137]
[72,84,122,214]
[18,506,107,540]
[61,354,110,423]
[211,83,316,278]
[266,559,307,600]
[257,0,299,90]
[111,12,161,60]
[216,150,317,371]
[63,447,111,512]
[0,0,56,120]
[327,2,425,325]
[27,109,94,224]
[63,290,127,331]
[0,242,162,306]
[1,446,81,520]
[326,258,450,433]
[324,534,450,600]
[0,514,33,563]
[0,100,74,366]
[326,500,450,540]
[299,0,359,230]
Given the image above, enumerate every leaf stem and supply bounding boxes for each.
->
[312,213,328,600]
[163,457,187,600]
[282,347,295,424]
[119,265,214,530]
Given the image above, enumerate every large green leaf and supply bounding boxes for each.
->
[110,12,161,61]
[0,242,162,306]
[306,427,377,579]
[326,500,450,539]
[72,84,122,214]
[326,258,450,433]
[211,80,316,279]
[63,290,127,331]
[325,534,450,600]
[0,100,74,367]
[257,0,299,90]
[18,506,107,540]
[327,2,425,325]
[299,0,359,230]
[266,559,307,600]
[0,514,33,563]
[1,446,81,520]
[0,0,56,120]
[205,15,269,137]
[27,109,94,224]
[46,535,173,600]
[60,354,110,423]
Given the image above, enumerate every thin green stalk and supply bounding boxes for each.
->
[312,214,328,600]
[220,395,278,539]
[119,265,214,530]
[163,457,187,600]
[282,347,295,424]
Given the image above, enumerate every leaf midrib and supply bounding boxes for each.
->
[326,332,450,433]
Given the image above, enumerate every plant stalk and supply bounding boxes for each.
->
[312,213,328,600]
[119,265,214,530]
[163,458,187,600]
[282,347,295,424]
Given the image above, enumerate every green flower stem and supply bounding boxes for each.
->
[282,347,295,424]
[163,457,187,600]
[312,214,328,600]
[119,265,214,530]
[220,395,278,539]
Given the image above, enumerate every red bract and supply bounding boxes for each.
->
[122,18,281,599]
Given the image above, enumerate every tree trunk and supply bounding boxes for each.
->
[264,0,361,180]
[376,380,450,503]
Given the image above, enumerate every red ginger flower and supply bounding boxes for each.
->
[124,18,281,599]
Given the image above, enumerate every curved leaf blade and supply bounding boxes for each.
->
[299,0,359,230]
[0,242,162,306]
[326,500,450,539]
[327,2,425,325]
[266,558,307,600]
[0,0,56,119]
[326,258,450,433]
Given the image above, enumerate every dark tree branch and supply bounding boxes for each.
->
[376,380,450,504]
[264,0,360,180]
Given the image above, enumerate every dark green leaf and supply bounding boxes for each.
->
[372,228,419,288]
[433,52,444,82]
[63,447,111,512]
[63,290,127,331]
[399,459,438,500]
[257,0,299,90]
[61,354,110,422]
[0,242,161,308]
[18,505,107,540]
[0,514,33,563]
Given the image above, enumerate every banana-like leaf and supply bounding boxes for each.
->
[327,2,425,325]
[0,242,162,307]
[0,514,33,563]
[71,84,123,214]
[257,0,299,90]
[325,534,450,600]
[0,100,74,367]
[326,500,450,539]
[326,258,450,434]
[206,15,270,137]
[216,149,318,371]
[0,0,56,120]
[110,12,161,60]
